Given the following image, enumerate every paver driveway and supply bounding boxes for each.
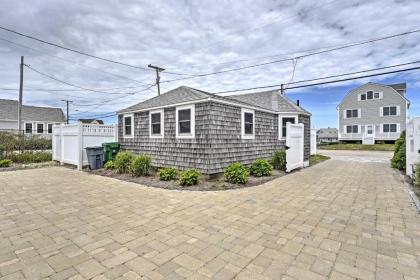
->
[0,159,420,280]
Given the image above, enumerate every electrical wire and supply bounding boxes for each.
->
[0,25,193,76]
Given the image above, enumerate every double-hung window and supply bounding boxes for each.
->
[36,123,44,134]
[25,122,32,134]
[48,124,53,134]
[241,108,255,139]
[345,109,359,118]
[346,125,358,134]
[279,115,297,139]
[123,114,134,138]
[150,109,164,138]
[383,106,397,116]
[176,105,195,138]
[383,124,397,133]
[367,91,373,100]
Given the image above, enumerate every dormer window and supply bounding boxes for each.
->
[367,91,373,100]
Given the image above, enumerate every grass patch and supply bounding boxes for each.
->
[310,154,330,166]
[318,143,394,151]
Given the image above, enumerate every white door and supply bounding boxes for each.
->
[286,122,304,172]
[365,124,374,137]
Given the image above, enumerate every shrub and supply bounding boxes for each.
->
[224,163,249,184]
[104,160,114,170]
[0,159,12,168]
[158,167,178,181]
[114,152,134,173]
[130,154,151,176]
[179,169,201,186]
[415,164,420,187]
[6,152,52,163]
[391,131,406,170]
[272,149,286,171]
[0,133,52,154]
[250,159,273,177]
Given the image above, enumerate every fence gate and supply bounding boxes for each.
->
[286,122,304,172]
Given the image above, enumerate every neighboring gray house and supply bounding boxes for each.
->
[317,127,338,143]
[337,82,410,144]
[0,99,66,137]
[78,119,104,124]
[117,86,311,174]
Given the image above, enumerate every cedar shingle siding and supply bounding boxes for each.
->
[299,114,311,161]
[118,86,311,174]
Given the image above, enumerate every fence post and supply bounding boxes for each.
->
[60,124,64,165]
[114,123,118,142]
[77,122,83,170]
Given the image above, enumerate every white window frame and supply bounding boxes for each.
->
[149,109,164,138]
[382,123,399,133]
[241,108,255,140]
[123,114,134,139]
[176,104,195,139]
[278,114,298,139]
[35,122,45,134]
[47,123,53,134]
[381,106,399,117]
[345,124,359,134]
[24,122,33,134]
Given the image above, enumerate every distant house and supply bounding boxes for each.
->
[78,119,104,124]
[117,86,311,174]
[317,127,338,143]
[337,82,410,144]
[0,99,66,137]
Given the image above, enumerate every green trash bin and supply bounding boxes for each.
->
[102,142,120,162]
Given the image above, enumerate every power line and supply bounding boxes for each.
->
[0,25,192,76]
[24,64,140,95]
[161,27,420,84]
[0,36,153,87]
[214,63,420,94]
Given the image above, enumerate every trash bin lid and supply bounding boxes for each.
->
[85,146,103,150]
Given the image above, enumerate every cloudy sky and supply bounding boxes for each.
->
[0,0,419,128]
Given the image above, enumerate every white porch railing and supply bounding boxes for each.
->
[52,123,118,170]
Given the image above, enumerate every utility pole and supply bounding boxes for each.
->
[148,64,165,95]
[61,100,72,124]
[18,56,24,134]
[280,83,284,95]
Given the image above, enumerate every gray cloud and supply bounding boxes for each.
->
[0,0,419,119]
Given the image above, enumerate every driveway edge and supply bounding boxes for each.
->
[398,171,420,213]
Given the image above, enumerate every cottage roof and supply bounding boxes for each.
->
[78,119,104,124]
[118,86,310,115]
[317,127,338,138]
[0,99,66,122]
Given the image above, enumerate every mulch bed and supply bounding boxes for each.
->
[90,168,286,191]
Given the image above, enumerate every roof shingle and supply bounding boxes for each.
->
[0,99,66,122]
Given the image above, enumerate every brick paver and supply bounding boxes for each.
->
[0,158,419,279]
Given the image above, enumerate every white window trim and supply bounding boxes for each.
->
[24,122,33,134]
[176,104,195,139]
[35,122,45,134]
[149,109,164,138]
[123,113,134,139]
[241,108,255,140]
[345,124,360,134]
[278,114,298,139]
[344,108,360,119]
[47,123,53,134]
[381,105,399,117]
[382,123,399,133]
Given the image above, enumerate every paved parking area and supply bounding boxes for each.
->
[318,150,393,163]
[0,158,419,280]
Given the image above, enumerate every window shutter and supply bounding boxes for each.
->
[379,92,383,99]
[358,109,361,118]
[343,110,346,119]
[397,106,400,116]
[358,94,361,101]
[397,123,400,133]
[358,125,361,134]
[379,107,383,117]
[380,124,383,133]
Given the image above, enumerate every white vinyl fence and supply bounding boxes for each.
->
[406,117,420,178]
[310,128,317,155]
[52,123,117,170]
[286,122,304,172]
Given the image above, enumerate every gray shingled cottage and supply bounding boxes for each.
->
[117,86,311,174]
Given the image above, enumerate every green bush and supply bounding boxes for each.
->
[0,133,52,154]
[104,160,114,170]
[130,154,151,176]
[391,131,406,170]
[158,167,178,181]
[0,159,12,168]
[250,159,273,177]
[272,149,286,171]
[179,169,201,186]
[415,164,420,187]
[224,163,249,184]
[114,152,134,173]
[0,144,4,159]
[6,152,52,163]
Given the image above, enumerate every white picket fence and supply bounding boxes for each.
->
[52,123,118,170]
